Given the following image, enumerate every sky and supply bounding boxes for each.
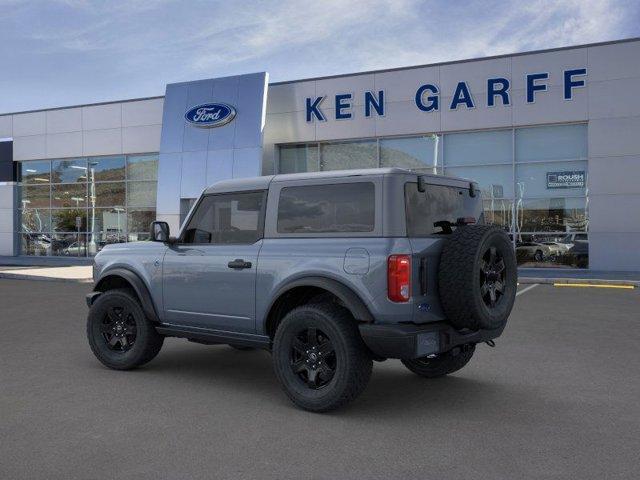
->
[0,0,639,113]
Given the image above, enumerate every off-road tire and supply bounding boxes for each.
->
[272,303,373,412]
[87,288,164,370]
[402,345,475,378]
[438,225,517,331]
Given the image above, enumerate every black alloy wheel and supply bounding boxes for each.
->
[101,305,137,352]
[272,303,373,412]
[87,288,164,370]
[480,246,506,308]
[290,327,336,389]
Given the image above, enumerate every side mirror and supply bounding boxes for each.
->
[150,221,170,242]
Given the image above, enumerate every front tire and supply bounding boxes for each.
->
[87,288,164,370]
[272,304,372,412]
[402,345,475,378]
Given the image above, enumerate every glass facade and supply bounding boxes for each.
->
[277,124,588,268]
[18,154,158,257]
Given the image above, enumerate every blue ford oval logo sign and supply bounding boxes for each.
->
[184,103,236,128]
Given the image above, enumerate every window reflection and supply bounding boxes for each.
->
[20,208,51,233]
[320,141,377,171]
[18,154,158,257]
[516,124,587,163]
[52,209,87,232]
[515,161,587,198]
[128,209,156,233]
[444,130,512,166]
[21,185,50,208]
[380,135,440,171]
[279,145,319,174]
[52,184,87,208]
[482,199,513,231]
[50,233,87,257]
[94,182,125,207]
[516,233,588,268]
[515,197,587,233]
[127,154,159,181]
[127,181,157,207]
[21,160,50,184]
[51,158,88,183]
[446,165,514,199]
[89,156,125,182]
[21,233,52,256]
[276,125,589,268]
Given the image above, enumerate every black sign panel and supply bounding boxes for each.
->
[0,140,13,182]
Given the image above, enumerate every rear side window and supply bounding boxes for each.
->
[182,191,265,244]
[277,182,375,234]
[405,182,482,236]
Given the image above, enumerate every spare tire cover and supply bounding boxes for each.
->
[438,225,517,331]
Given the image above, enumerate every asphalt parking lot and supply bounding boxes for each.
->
[1,279,639,480]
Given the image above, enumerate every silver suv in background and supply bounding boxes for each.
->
[86,168,517,412]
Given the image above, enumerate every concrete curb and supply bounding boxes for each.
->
[0,272,93,284]
[519,277,639,287]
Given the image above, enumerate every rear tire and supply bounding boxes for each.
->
[402,345,475,378]
[87,289,164,370]
[272,303,372,412]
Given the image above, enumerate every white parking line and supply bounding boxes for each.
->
[516,283,539,296]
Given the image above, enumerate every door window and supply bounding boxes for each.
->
[182,192,265,245]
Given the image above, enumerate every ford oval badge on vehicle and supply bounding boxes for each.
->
[184,103,236,128]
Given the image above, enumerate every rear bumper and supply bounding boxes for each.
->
[359,322,505,360]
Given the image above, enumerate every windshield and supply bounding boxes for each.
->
[405,182,483,236]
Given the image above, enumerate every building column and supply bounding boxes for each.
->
[0,182,16,256]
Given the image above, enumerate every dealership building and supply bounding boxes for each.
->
[0,37,639,271]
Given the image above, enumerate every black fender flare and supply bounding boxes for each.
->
[265,276,374,328]
[93,268,160,323]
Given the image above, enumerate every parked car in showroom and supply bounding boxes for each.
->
[540,241,571,258]
[516,241,552,262]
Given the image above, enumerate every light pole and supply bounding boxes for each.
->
[71,162,98,255]
[89,162,97,254]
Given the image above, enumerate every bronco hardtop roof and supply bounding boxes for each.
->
[203,167,474,194]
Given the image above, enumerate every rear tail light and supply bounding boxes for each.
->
[388,255,411,302]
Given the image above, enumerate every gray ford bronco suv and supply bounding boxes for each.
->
[87,168,517,412]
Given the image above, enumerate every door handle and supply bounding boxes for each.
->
[228,259,252,269]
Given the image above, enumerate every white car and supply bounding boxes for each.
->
[516,242,552,262]
[541,241,571,256]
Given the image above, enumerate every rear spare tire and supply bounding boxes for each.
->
[438,225,517,331]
